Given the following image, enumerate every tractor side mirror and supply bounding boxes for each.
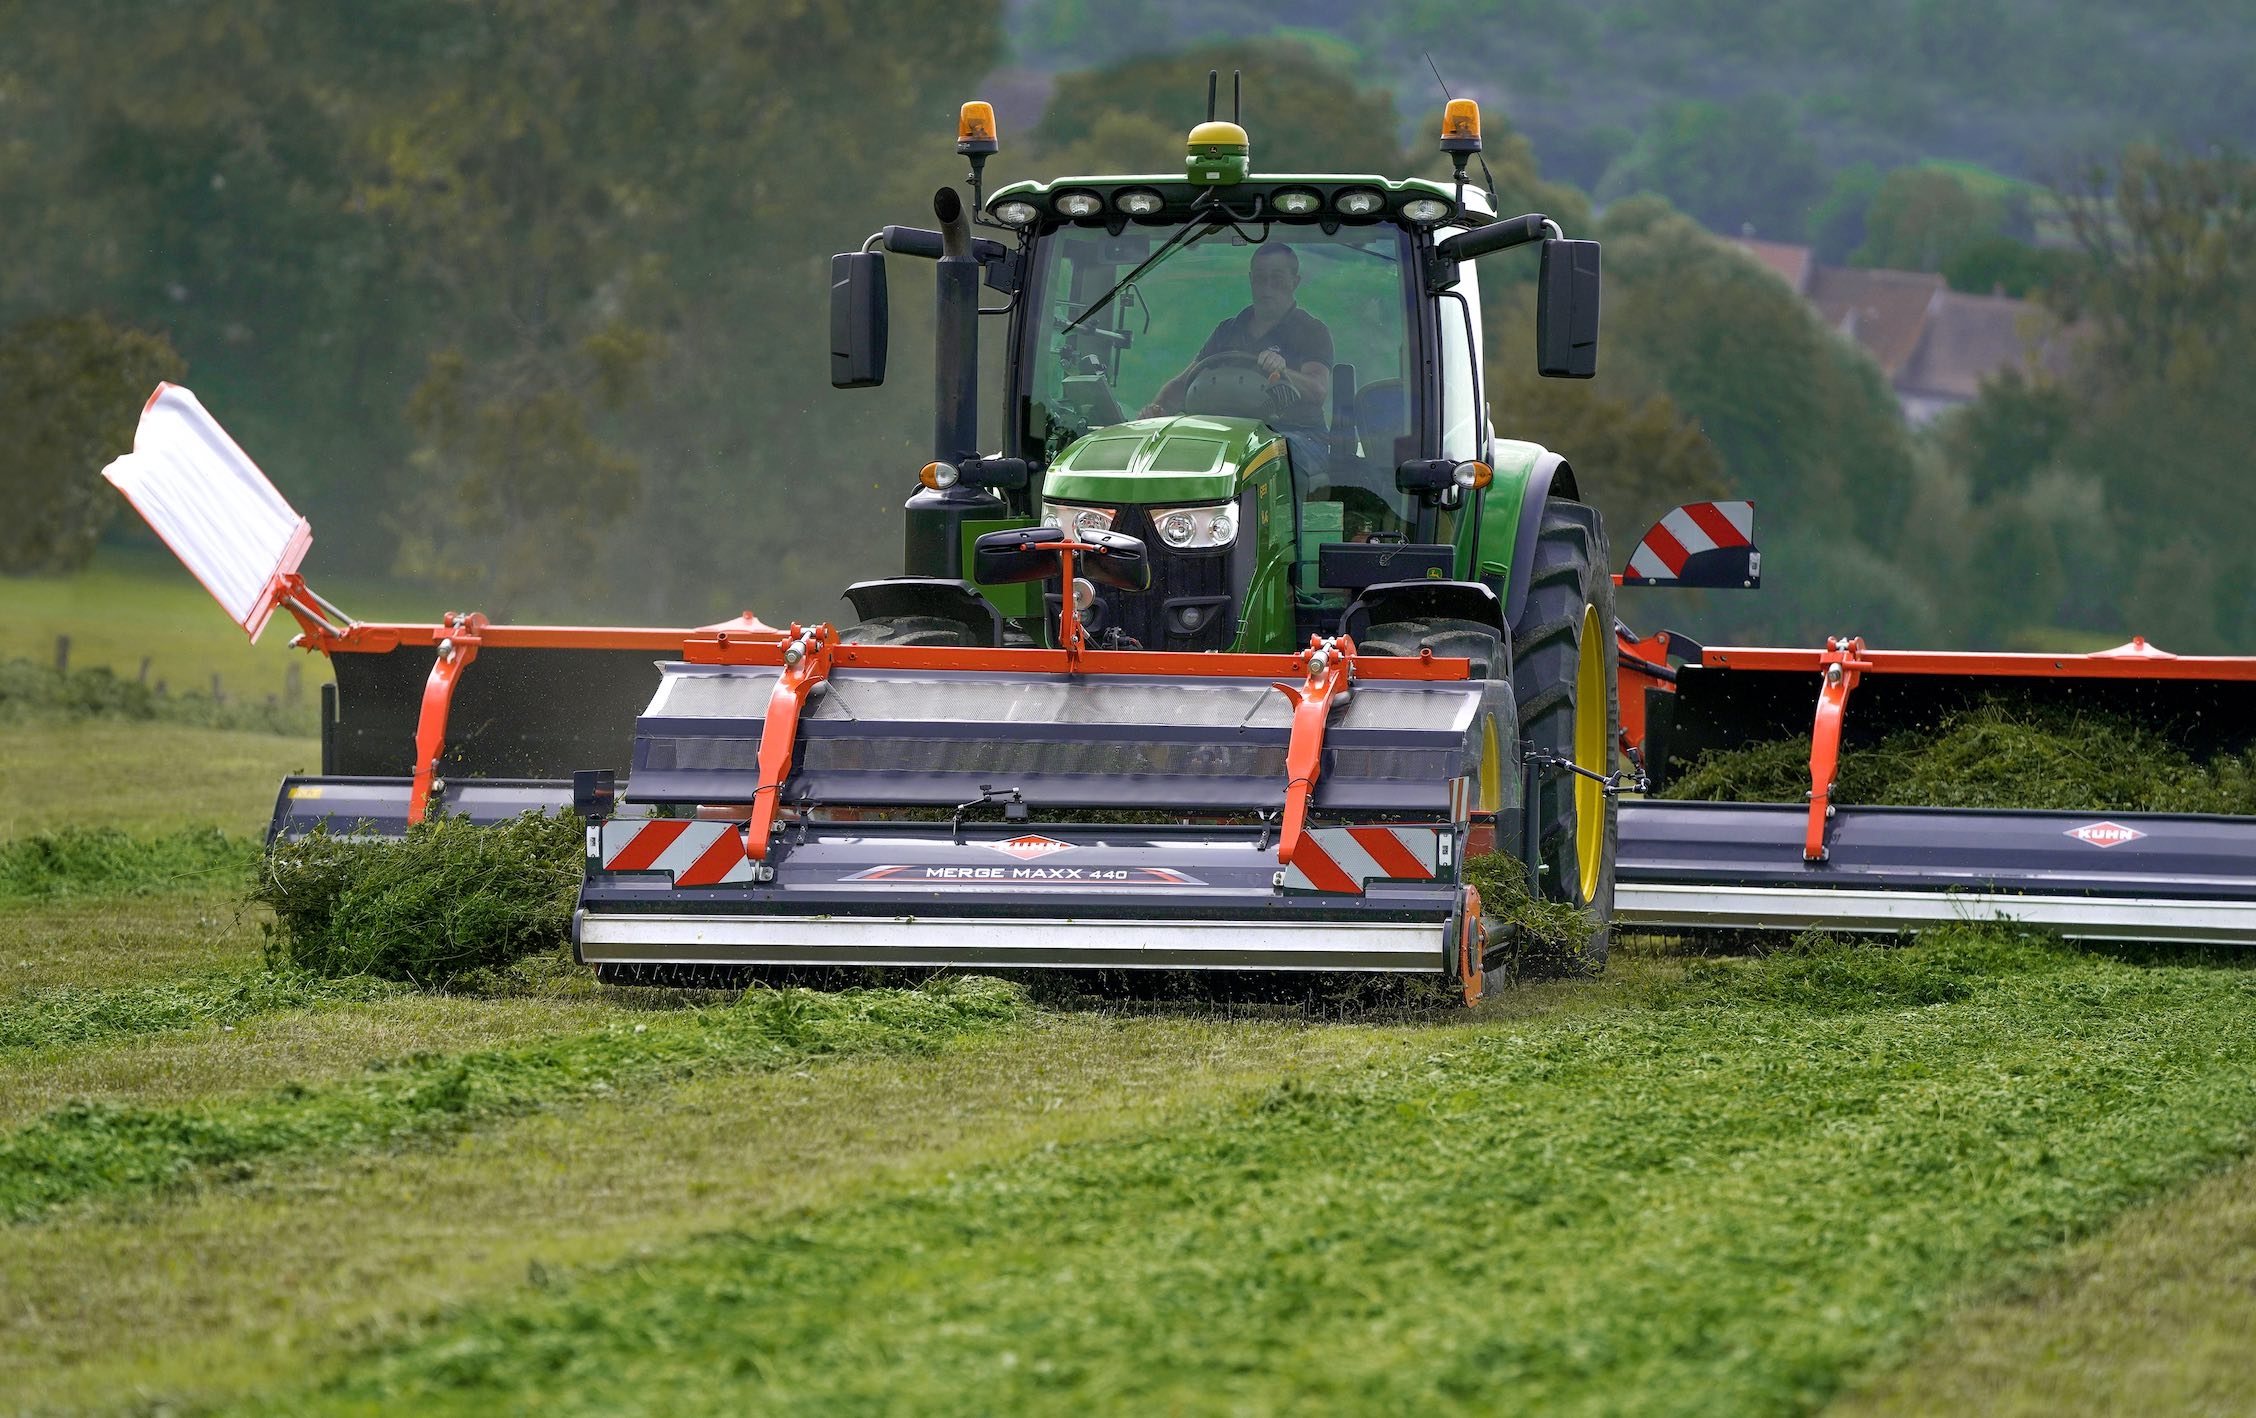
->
[1536,239,1600,379]
[1075,528,1152,591]
[829,251,888,389]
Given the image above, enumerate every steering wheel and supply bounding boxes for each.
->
[1180,350,1303,420]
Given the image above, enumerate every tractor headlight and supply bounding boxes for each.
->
[1271,188,1322,216]
[1335,188,1385,217]
[1114,188,1164,216]
[1043,502,1116,541]
[992,200,1040,226]
[1053,190,1104,219]
[1401,196,1454,224]
[1151,502,1237,549]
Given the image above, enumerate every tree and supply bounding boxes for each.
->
[1852,166,2024,272]
[1031,38,1408,176]
[1595,97,1828,240]
[0,314,184,574]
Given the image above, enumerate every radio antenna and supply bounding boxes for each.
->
[1206,70,1218,122]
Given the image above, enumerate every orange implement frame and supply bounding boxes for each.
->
[269,569,1473,843]
[1270,636,1357,869]
[1804,637,1871,861]
[744,625,838,863]
[1619,630,2256,863]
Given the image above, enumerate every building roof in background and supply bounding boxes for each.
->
[1896,290,2040,399]
[1728,237,2064,421]
[1734,238,1813,293]
[1806,266,1948,379]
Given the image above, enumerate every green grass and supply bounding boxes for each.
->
[0,544,430,709]
[244,928,2256,1416]
[0,968,402,1057]
[0,720,315,838]
[1836,1150,2256,1415]
[0,976,1028,1222]
[0,1010,1367,1413]
[0,825,256,902]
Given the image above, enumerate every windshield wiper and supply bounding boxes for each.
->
[1060,195,1223,337]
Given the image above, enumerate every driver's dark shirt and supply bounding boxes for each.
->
[1196,305,1335,376]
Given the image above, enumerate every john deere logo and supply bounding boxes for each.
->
[2065,821,2146,848]
[987,835,1075,861]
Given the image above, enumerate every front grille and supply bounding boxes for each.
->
[1074,506,1235,651]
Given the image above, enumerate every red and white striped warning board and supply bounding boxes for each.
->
[1282,824,1448,894]
[599,818,755,887]
[1622,500,1757,586]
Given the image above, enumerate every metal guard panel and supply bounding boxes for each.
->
[268,776,575,841]
[627,666,1491,810]
[1618,800,2256,902]
[589,824,1462,917]
[576,913,1452,973]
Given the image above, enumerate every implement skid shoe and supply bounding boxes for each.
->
[576,625,1513,985]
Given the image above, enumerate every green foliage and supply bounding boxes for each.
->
[1941,234,2082,298]
[0,975,1027,1221]
[253,813,584,985]
[0,969,400,1057]
[0,314,183,575]
[0,827,255,903]
[1853,165,2031,273]
[1597,95,1829,240]
[1809,161,1884,263]
[1928,146,2256,649]
[1662,702,2256,814]
[0,657,313,735]
[1031,37,1407,176]
[285,924,2256,1414]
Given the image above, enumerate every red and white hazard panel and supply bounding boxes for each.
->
[1622,500,1757,587]
[598,819,755,886]
[1282,824,1449,894]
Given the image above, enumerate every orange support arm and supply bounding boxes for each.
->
[407,612,485,825]
[1805,636,1871,862]
[744,624,838,862]
[1273,636,1355,868]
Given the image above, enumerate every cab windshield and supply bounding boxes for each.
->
[1022,220,1420,541]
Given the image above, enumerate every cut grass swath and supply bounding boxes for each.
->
[283,926,2256,1417]
[0,970,404,1058]
[0,976,1027,1223]
[253,812,582,986]
[1663,701,2256,813]
[0,827,255,903]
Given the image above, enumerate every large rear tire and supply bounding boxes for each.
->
[1357,617,1507,680]
[1509,497,1618,969]
[838,615,980,647]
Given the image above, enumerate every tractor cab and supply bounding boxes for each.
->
[828,89,1598,656]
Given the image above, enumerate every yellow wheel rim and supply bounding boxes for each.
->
[1477,713,1503,814]
[1573,604,1606,900]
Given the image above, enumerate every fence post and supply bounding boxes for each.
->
[54,635,69,674]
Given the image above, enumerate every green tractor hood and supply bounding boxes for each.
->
[1041,415,1284,507]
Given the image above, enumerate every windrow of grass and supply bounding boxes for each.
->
[279,928,2256,1417]
[0,969,404,1057]
[254,812,582,985]
[1663,701,2256,813]
[0,976,1028,1223]
[0,825,256,902]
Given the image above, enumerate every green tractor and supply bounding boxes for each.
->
[827,89,1620,943]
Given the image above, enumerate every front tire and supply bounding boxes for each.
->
[1508,497,1618,968]
[838,615,980,647]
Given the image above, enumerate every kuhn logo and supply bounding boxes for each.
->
[2065,821,2147,848]
[985,835,1075,862]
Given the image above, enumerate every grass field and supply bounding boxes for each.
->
[6,560,2256,1414]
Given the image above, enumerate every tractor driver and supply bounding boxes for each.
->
[1139,243,1334,457]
